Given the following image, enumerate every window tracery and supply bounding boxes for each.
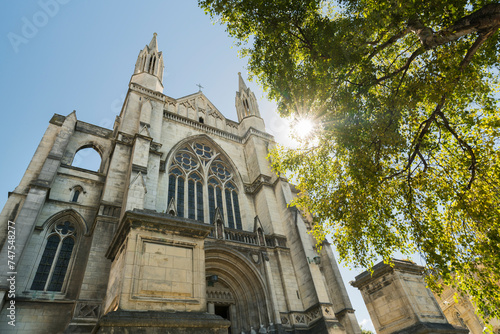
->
[167,142,242,229]
[31,221,77,292]
[194,143,213,164]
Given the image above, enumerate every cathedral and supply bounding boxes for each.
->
[0,34,362,333]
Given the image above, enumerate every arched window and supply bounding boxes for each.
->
[70,186,83,203]
[72,146,101,172]
[148,55,156,73]
[31,221,77,292]
[243,99,250,114]
[166,142,243,229]
[71,190,80,202]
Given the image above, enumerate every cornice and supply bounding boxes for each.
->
[163,110,242,143]
[129,83,167,102]
[163,110,274,145]
[105,209,213,260]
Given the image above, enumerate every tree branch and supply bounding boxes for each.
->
[289,22,314,51]
[373,47,424,84]
[367,28,410,61]
[364,4,500,88]
[384,96,446,180]
[435,110,477,189]
[417,150,428,172]
[408,3,500,49]
[460,29,496,68]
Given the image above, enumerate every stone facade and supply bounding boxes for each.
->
[0,34,361,334]
[433,284,500,334]
[352,260,469,334]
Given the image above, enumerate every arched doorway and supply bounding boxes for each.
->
[206,279,235,332]
[205,245,271,334]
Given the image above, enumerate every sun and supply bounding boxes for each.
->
[293,118,315,139]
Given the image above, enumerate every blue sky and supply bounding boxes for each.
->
[1,1,375,330]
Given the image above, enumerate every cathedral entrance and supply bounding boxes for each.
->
[214,304,231,332]
[215,304,230,320]
[207,280,237,332]
[205,245,271,334]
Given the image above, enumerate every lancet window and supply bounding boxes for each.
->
[31,221,77,292]
[71,190,80,202]
[167,142,242,229]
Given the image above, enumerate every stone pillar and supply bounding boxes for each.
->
[351,259,469,334]
[97,210,229,333]
[230,304,237,325]
[0,112,76,287]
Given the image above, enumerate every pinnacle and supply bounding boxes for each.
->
[238,72,247,91]
[148,32,158,52]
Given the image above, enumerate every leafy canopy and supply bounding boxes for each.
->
[199,0,500,320]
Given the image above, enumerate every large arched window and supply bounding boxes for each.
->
[72,146,101,172]
[31,221,77,292]
[167,142,242,229]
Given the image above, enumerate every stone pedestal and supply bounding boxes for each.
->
[351,259,468,334]
[99,210,228,332]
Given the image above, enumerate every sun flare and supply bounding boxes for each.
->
[294,118,315,139]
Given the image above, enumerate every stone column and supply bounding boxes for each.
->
[230,304,237,328]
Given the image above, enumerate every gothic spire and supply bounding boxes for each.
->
[235,73,260,122]
[148,32,158,52]
[238,72,247,91]
[130,33,164,93]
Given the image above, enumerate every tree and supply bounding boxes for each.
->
[199,0,500,322]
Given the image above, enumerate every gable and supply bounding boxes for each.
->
[176,92,226,123]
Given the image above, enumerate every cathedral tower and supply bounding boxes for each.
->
[130,32,164,93]
[0,34,361,334]
[236,72,260,120]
